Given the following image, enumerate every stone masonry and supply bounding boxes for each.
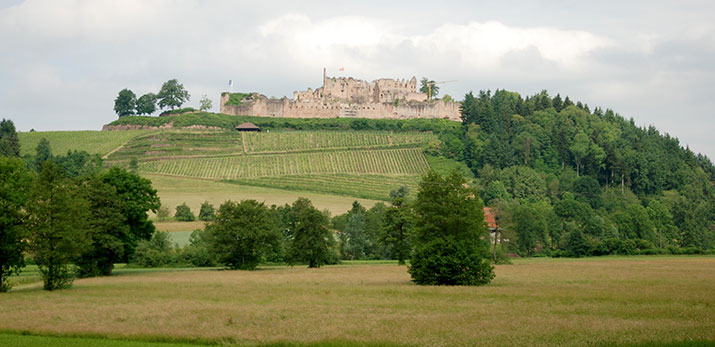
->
[219,69,461,121]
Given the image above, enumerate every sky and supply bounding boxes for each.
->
[1,0,714,160]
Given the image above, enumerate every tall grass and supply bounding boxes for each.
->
[1,257,712,346]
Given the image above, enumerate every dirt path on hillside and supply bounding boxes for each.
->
[102,141,129,159]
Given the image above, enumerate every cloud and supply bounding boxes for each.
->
[255,15,612,77]
[0,1,713,159]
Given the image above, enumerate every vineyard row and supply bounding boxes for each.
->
[138,148,431,180]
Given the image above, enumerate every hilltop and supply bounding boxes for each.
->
[98,87,715,254]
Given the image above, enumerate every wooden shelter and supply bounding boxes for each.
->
[235,122,261,132]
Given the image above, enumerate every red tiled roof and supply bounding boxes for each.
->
[483,207,498,230]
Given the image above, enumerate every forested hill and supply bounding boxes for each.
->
[459,89,715,253]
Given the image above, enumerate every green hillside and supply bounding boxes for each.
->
[18,130,150,156]
[99,130,435,200]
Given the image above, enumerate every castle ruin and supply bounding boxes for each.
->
[219,69,461,121]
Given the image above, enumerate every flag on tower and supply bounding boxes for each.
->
[338,67,344,72]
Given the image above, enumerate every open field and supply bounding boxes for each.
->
[1,256,713,346]
[18,130,150,157]
[146,174,380,216]
[227,173,421,201]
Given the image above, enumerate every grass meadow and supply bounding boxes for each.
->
[146,174,380,217]
[18,130,150,157]
[1,256,713,346]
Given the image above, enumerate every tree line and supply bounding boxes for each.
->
[138,171,493,285]
[113,79,212,117]
[2,118,494,289]
[1,119,160,291]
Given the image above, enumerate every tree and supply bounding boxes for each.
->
[34,138,52,170]
[199,95,213,111]
[343,212,367,260]
[287,198,335,268]
[0,119,20,157]
[419,78,439,99]
[380,190,413,265]
[511,203,548,256]
[175,203,195,221]
[101,167,161,262]
[565,229,591,257]
[157,79,190,110]
[26,161,90,290]
[409,171,494,285]
[76,175,129,277]
[136,93,157,115]
[208,200,278,270]
[0,157,30,291]
[114,88,137,117]
[198,201,216,221]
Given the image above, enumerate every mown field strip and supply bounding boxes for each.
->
[227,174,422,201]
[138,148,430,180]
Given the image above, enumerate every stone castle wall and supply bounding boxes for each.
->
[220,72,460,121]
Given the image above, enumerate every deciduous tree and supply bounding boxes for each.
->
[157,79,190,110]
[102,167,161,262]
[380,190,413,265]
[136,93,157,115]
[26,162,90,290]
[409,171,494,285]
[114,88,137,117]
[287,198,335,268]
[208,200,278,270]
[0,157,30,291]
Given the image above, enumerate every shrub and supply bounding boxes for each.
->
[133,231,176,267]
[198,201,215,221]
[182,229,217,267]
[175,203,195,221]
[409,238,494,285]
[157,205,170,221]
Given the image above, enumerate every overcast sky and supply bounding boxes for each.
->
[1,0,714,160]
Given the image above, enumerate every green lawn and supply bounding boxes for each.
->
[1,257,712,346]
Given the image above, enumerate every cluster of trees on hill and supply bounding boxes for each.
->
[114,79,211,117]
[0,120,160,291]
[453,90,715,255]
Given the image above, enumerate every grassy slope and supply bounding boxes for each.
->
[18,130,149,156]
[1,257,712,346]
[147,174,380,217]
[18,128,439,201]
[110,130,433,201]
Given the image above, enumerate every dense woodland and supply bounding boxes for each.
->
[456,90,715,256]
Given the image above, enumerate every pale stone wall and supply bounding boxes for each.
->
[219,74,461,121]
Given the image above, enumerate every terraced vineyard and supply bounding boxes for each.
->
[104,130,434,200]
[108,130,435,161]
[139,148,429,178]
